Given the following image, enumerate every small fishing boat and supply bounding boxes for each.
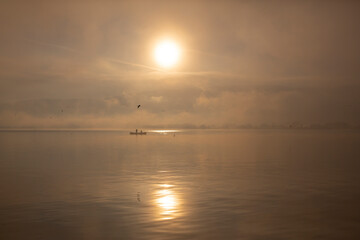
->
[129,129,147,135]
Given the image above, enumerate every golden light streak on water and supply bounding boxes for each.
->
[154,184,179,220]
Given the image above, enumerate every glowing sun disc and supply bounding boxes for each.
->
[154,40,180,68]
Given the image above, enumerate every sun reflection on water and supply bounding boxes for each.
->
[155,184,179,220]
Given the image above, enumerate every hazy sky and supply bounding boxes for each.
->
[1,0,360,129]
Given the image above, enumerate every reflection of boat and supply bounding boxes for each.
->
[129,129,147,135]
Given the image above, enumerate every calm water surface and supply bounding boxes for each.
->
[0,130,360,239]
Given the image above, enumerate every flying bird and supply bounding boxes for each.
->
[137,105,141,108]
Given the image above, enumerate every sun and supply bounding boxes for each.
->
[154,40,181,68]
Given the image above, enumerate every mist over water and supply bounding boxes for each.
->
[0,130,360,239]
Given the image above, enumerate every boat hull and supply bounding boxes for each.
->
[129,132,147,135]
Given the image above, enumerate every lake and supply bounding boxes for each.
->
[0,130,359,239]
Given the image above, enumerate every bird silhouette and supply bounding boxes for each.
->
[137,192,141,202]
[137,105,141,108]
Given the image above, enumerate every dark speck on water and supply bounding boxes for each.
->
[0,130,360,239]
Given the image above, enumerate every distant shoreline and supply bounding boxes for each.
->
[1,128,359,132]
